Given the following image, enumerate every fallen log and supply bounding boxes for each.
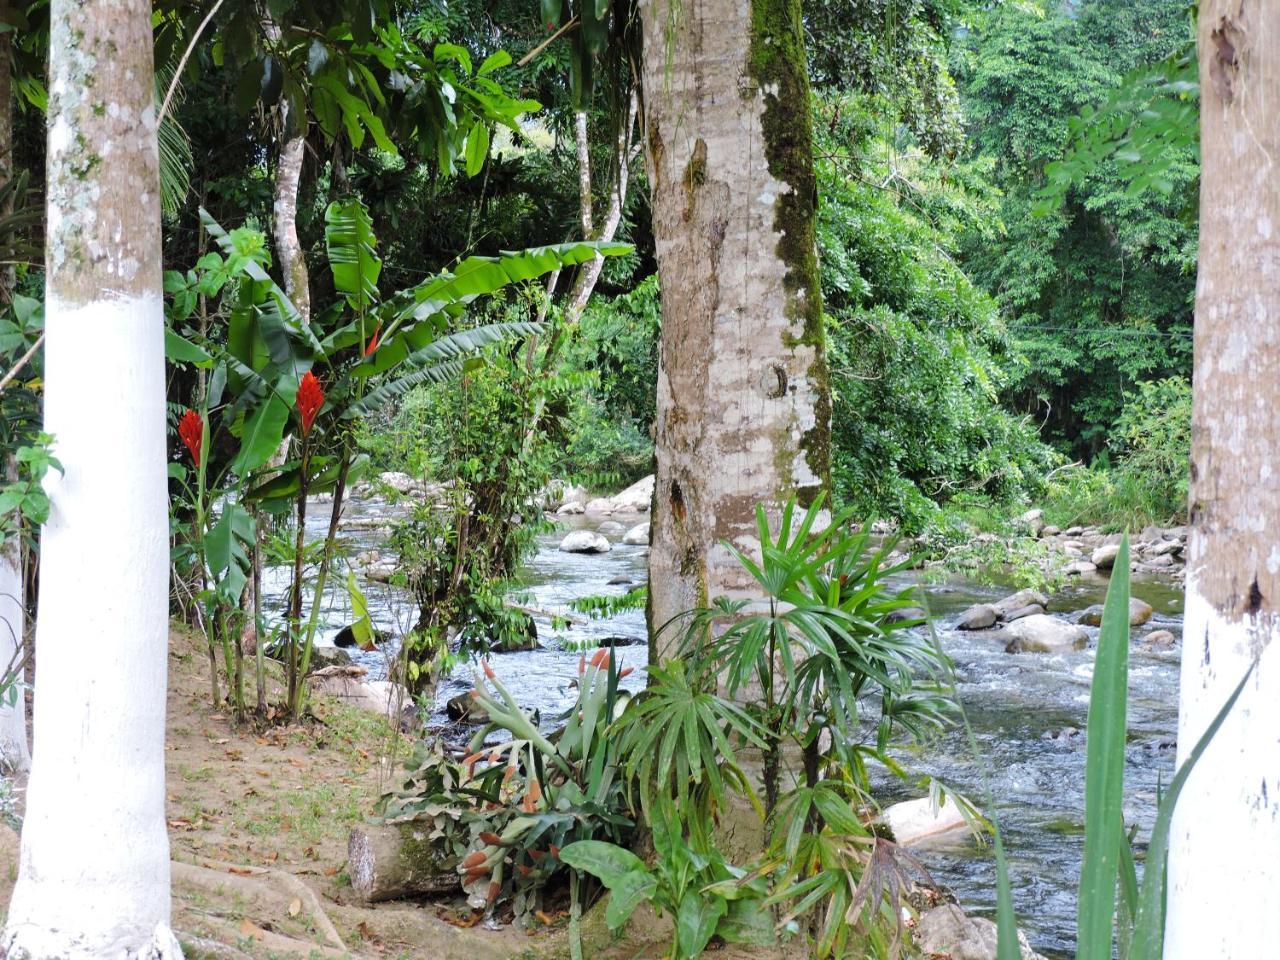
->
[348,820,461,903]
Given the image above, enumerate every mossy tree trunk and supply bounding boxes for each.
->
[1165,3,1280,955]
[1,0,180,956]
[640,0,830,658]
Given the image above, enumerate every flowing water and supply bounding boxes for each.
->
[267,493,1185,959]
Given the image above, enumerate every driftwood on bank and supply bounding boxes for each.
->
[348,820,460,903]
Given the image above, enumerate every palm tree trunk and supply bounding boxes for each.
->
[640,0,830,658]
[1165,4,1280,956]
[1,1,179,955]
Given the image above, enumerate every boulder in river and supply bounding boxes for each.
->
[446,690,487,722]
[559,530,611,554]
[597,520,626,537]
[1091,543,1122,569]
[378,470,419,495]
[1063,560,1098,576]
[1002,603,1045,623]
[992,589,1049,619]
[913,903,1047,960]
[1143,629,1177,649]
[1077,598,1154,628]
[623,522,650,545]
[583,497,616,514]
[310,645,353,669]
[610,474,655,512]
[956,604,998,630]
[886,606,928,624]
[556,500,586,516]
[881,796,972,846]
[1003,615,1087,654]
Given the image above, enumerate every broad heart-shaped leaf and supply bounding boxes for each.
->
[603,869,657,931]
[716,898,775,945]
[675,891,727,960]
[325,199,382,312]
[558,840,647,890]
[346,571,374,648]
[1077,536,1130,960]
[231,396,289,476]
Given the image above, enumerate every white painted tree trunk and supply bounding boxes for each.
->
[1,2,180,957]
[640,0,830,656]
[1164,4,1280,957]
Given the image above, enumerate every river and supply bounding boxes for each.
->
[268,493,1185,959]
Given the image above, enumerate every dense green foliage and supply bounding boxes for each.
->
[956,0,1197,461]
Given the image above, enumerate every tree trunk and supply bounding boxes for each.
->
[1165,4,1280,957]
[640,0,830,657]
[1,2,180,957]
[274,117,310,318]
[347,821,461,903]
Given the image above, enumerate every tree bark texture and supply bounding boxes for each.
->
[641,0,830,657]
[1,2,180,957]
[273,125,310,319]
[1166,3,1280,957]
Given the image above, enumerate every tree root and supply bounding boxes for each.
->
[171,858,350,955]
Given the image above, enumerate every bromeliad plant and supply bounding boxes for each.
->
[165,197,629,721]
[379,650,635,930]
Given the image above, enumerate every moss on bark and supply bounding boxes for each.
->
[749,0,831,502]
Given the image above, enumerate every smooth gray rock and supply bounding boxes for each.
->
[992,589,1050,618]
[596,520,626,537]
[622,522,650,545]
[1004,615,1088,654]
[914,904,1047,960]
[1091,543,1122,569]
[956,604,999,630]
[559,530,611,554]
[1002,603,1045,623]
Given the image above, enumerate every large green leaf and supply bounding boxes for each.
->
[675,891,726,959]
[1077,536,1130,960]
[325,199,382,312]
[231,396,289,476]
[346,571,375,648]
[558,840,647,890]
[165,329,212,365]
[204,501,255,604]
[603,869,657,931]
[360,240,631,376]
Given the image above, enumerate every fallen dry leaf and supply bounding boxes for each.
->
[228,867,254,877]
[288,897,302,918]
[238,918,265,941]
[323,865,340,876]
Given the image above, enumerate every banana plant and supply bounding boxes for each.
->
[165,199,629,719]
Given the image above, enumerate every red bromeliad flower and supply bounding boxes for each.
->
[363,322,382,357]
[295,371,325,437]
[178,409,203,464]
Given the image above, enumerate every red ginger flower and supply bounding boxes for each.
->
[295,371,324,437]
[363,322,382,357]
[178,409,203,464]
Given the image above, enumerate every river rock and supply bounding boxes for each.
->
[364,559,397,582]
[956,604,998,630]
[1003,615,1087,654]
[378,470,419,494]
[310,645,353,669]
[446,691,486,723]
[886,606,928,624]
[1018,508,1045,536]
[992,589,1049,619]
[1078,598,1154,627]
[597,520,626,537]
[1147,538,1182,557]
[310,668,414,725]
[623,522,650,545]
[583,497,616,514]
[1064,560,1098,576]
[610,474,655,512]
[881,796,970,845]
[1144,629,1177,649]
[913,904,1046,960]
[559,530,611,554]
[1041,524,1061,537]
[1091,543,1122,569]
[556,500,586,515]
[1002,603,1045,623]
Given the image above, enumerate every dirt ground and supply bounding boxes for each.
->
[0,625,668,960]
